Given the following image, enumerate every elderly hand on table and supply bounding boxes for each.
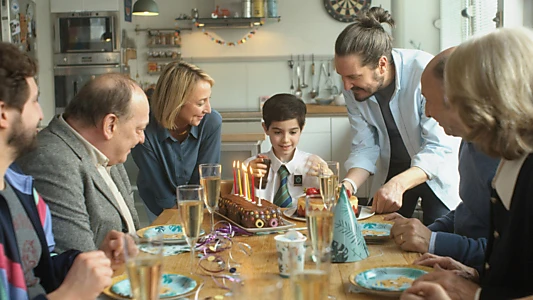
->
[400,281,452,300]
[386,213,432,253]
[99,230,138,271]
[406,265,479,300]
[414,253,479,282]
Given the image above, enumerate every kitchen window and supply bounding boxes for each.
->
[440,0,498,50]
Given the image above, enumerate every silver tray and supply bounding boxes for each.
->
[215,211,296,233]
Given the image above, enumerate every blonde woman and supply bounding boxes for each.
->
[407,27,533,300]
[132,62,221,221]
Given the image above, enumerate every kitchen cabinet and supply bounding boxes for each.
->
[260,117,331,160]
[50,0,119,12]
[51,0,83,12]
[330,117,372,199]
[298,117,332,161]
[83,0,119,12]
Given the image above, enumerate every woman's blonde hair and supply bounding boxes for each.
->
[445,27,533,160]
[151,61,214,129]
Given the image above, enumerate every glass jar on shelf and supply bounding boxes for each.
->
[147,62,158,73]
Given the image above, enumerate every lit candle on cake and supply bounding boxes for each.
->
[242,163,250,200]
[257,175,263,207]
[237,161,243,196]
[232,161,238,194]
[249,165,256,203]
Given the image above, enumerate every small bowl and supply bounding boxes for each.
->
[315,98,334,106]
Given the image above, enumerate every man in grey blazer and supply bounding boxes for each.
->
[18,73,150,253]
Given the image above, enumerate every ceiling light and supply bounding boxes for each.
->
[133,0,159,16]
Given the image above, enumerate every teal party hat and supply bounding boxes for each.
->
[331,185,369,263]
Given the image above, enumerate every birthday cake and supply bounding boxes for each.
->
[296,188,359,217]
[218,194,282,228]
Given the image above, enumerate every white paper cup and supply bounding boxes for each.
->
[275,233,307,277]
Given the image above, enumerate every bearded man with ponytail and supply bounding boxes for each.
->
[335,7,461,225]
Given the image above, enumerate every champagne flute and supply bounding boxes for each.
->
[318,161,339,209]
[231,274,283,299]
[305,195,335,258]
[199,163,222,233]
[123,233,164,300]
[303,196,336,299]
[177,185,205,273]
[291,246,332,300]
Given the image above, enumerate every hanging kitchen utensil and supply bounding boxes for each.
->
[295,61,303,99]
[322,62,333,97]
[289,54,294,94]
[309,54,317,99]
[331,59,340,95]
[301,54,308,89]
[290,74,295,95]
[288,54,294,69]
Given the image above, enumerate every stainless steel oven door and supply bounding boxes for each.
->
[54,12,118,53]
[54,64,122,115]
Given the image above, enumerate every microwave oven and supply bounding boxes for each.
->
[53,11,119,54]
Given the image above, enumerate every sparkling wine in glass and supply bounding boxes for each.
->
[292,269,329,300]
[318,161,339,209]
[177,185,205,273]
[291,243,333,300]
[123,234,163,300]
[199,164,221,233]
[305,196,334,256]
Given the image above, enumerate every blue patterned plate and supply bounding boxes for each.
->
[137,224,205,241]
[109,273,199,299]
[139,244,191,256]
[349,265,433,297]
[361,222,392,241]
[354,266,428,292]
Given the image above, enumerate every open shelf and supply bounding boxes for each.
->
[187,17,281,28]
[146,44,181,48]
[147,57,181,62]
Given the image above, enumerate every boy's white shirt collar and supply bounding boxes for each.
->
[267,148,308,175]
[492,154,529,210]
[256,148,312,204]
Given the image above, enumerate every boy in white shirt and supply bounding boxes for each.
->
[246,94,326,207]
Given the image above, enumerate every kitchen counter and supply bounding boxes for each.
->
[221,133,266,142]
[219,103,347,121]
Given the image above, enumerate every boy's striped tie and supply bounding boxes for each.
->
[273,165,292,207]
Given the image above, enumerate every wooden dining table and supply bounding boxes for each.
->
[140,209,422,299]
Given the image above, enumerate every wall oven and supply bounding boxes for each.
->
[54,53,122,114]
[54,11,119,54]
[53,11,123,115]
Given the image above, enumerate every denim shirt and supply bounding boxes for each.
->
[132,110,222,215]
[343,48,461,210]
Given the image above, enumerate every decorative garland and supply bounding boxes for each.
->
[195,23,260,46]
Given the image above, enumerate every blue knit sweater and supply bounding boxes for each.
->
[428,142,499,271]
